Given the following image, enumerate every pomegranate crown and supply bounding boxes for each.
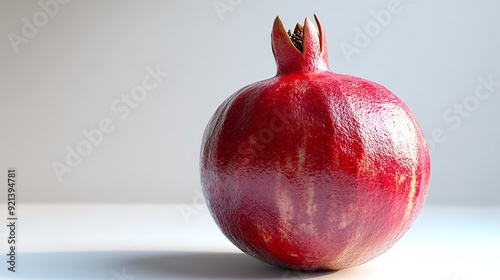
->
[271,15,330,75]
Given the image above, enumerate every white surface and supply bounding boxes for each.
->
[0,204,498,279]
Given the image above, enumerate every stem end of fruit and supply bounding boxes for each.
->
[272,15,330,75]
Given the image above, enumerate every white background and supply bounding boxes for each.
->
[1,0,500,205]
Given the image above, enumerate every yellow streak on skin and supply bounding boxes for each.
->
[337,203,356,231]
[277,191,294,223]
[298,133,318,234]
[396,174,407,191]
[404,167,417,220]
[276,171,293,241]
[257,223,272,244]
[398,175,407,185]
[357,153,374,175]
[306,193,316,216]
[377,106,419,221]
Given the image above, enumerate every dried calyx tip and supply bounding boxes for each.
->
[287,23,304,52]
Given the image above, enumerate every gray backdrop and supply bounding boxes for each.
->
[1,0,499,205]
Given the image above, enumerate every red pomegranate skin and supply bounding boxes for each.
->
[200,15,430,271]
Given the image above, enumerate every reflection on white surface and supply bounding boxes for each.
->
[1,204,499,279]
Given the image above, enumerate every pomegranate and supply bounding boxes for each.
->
[200,15,430,271]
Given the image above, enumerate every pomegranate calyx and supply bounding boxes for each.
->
[272,15,330,75]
